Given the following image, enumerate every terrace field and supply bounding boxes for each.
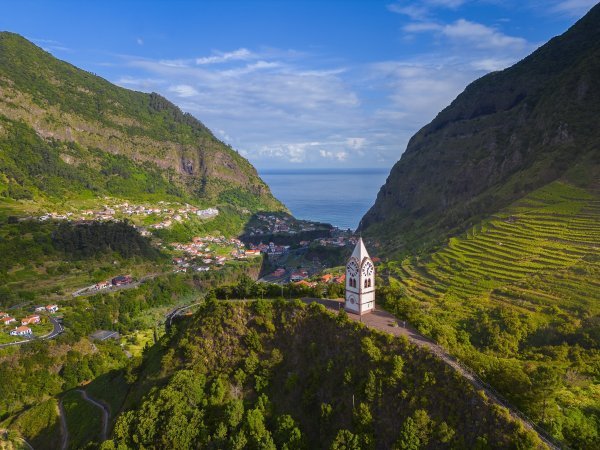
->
[380,180,600,448]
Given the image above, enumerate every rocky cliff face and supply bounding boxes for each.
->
[0,32,284,211]
[359,4,600,254]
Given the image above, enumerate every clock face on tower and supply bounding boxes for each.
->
[347,260,359,277]
[362,261,374,277]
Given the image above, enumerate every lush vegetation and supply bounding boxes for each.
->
[0,257,262,447]
[378,181,600,448]
[105,300,541,449]
[211,274,345,302]
[0,218,167,308]
[6,398,61,449]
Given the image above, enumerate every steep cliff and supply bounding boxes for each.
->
[359,4,600,254]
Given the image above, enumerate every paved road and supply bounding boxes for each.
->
[59,389,110,449]
[59,396,69,450]
[75,389,109,442]
[0,316,64,349]
[302,298,561,450]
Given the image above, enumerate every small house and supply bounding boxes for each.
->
[21,315,40,325]
[10,326,32,336]
[46,305,59,313]
[2,316,16,325]
[112,275,133,286]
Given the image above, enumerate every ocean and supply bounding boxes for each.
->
[259,168,390,230]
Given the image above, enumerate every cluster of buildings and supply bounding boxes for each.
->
[1,305,58,337]
[90,275,134,292]
[250,242,290,257]
[246,214,319,236]
[35,200,219,232]
[171,236,262,273]
[318,235,356,247]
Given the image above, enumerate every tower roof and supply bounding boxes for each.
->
[351,237,370,262]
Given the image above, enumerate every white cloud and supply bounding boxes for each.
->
[195,48,255,65]
[471,57,516,71]
[551,0,598,16]
[403,18,527,51]
[346,137,366,149]
[387,0,467,19]
[320,150,349,161]
[136,37,144,46]
[167,84,199,97]
[442,19,527,49]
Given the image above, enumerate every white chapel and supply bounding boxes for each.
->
[345,237,375,315]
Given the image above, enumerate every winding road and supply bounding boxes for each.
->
[303,298,561,450]
[0,316,64,349]
[59,389,110,450]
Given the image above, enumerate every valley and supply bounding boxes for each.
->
[1,3,600,450]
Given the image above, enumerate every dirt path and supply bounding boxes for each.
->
[303,298,561,450]
[75,389,109,442]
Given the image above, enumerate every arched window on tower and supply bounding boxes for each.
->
[364,279,368,288]
[368,279,372,288]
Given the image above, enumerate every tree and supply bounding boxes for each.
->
[331,429,361,450]
[528,364,561,423]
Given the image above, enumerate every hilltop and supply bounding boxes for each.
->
[0,32,284,214]
[359,4,600,254]
[104,300,543,449]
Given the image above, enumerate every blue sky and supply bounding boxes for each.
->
[1,0,597,170]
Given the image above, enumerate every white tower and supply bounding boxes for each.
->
[345,237,375,315]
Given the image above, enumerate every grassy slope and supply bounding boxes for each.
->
[381,180,600,447]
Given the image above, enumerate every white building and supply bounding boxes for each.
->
[345,237,375,315]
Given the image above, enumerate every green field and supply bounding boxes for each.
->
[381,180,600,448]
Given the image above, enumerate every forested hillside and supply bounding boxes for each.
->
[105,300,543,449]
[0,32,284,212]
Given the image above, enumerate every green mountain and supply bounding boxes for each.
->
[0,32,284,213]
[357,6,600,448]
[359,4,600,253]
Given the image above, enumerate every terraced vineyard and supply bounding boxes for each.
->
[381,180,600,448]
[389,181,599,314]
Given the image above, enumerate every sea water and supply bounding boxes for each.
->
[259,168,389,230]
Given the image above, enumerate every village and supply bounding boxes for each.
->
[34,199,219,231]
[170,235,259,273]
[244,213,321,236]
[0,305,59,340]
